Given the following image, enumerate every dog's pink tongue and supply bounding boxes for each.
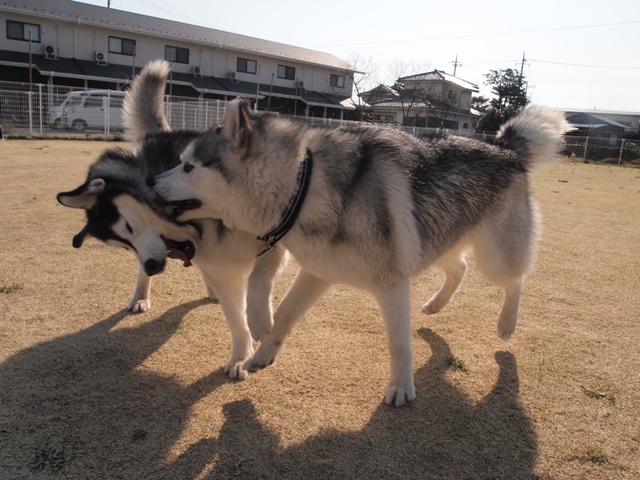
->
[166,248,193,267]
[164,240,193,267]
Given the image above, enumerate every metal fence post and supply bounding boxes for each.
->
[618,140,625,166]
[583,136,589,163]
[38,84,43,135]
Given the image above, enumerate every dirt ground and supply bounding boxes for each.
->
[0,140,639,479]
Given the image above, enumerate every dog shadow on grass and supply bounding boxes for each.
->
[0,308,537,479]
[169,328,538,479]
[0,298,228,478]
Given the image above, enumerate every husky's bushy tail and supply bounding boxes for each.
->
[497,106,574,170]
[123,60,171,142]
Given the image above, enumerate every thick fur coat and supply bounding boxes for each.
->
[151,60,572,406]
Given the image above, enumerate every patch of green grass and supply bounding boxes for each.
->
[581,386,617,404]
[448,356,467,372]
[0,283,24,294]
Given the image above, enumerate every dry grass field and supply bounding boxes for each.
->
[0,139,639,479]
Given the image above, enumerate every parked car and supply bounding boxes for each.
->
[49,90,125,132]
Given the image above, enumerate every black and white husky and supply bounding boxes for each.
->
[152,60,572,406]
[57,61,286,379]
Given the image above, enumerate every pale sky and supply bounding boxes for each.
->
[79,0,640,112]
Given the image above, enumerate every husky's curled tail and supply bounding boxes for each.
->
[123,59,171,142]
[497,106,574,170]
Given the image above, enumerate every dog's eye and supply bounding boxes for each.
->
[125,223,133,234]
[183,162,194,173]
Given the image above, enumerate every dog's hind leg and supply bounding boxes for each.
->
[496,277,524,339]
[243,269,330,372]
[474,198,537,339]
[422,243,468,315]
[128,264,152,313]
[474,237,528,340]
[373,279,416,407]
[247,246,287,341]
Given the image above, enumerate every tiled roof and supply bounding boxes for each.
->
[1,0,352,70]
[566,112,629,130]
[398,69,479,92]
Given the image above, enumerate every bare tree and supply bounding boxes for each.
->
[419,84,463,131]
[387,59,431,127]
[337,53,378,120]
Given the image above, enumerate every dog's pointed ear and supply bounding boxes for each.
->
[223,98,253,146]
[57,178,106,209]
[72,224,90,248]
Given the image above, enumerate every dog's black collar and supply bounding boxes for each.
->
[257,148,313,256]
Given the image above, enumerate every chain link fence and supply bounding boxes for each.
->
[564,135,639,166]
[0,80,228,138]
[1,80,638,166]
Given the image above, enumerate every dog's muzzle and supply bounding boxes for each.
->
[170,199,202,218]
[144,258,166,276]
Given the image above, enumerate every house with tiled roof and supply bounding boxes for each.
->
[0,0,357,118]
[560,109,639,137]
[361,70,479,132]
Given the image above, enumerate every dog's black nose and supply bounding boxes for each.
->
[144,258,165,276]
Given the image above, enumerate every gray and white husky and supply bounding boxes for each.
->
[57,60,286,379]
[154,60,572,405]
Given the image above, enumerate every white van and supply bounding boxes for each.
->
[49,90,125,132]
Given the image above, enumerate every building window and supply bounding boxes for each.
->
[237,58,257,74]
[330,74,345,88]
[109,36,136,56]
[165,45,189,64]
[6,20,40,42]
[277,65,295,80]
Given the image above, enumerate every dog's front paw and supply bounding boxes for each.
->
[421,291,454,315]
[242,341,282,372]
[421,297,445,315]
[497,320,516,340]
[224,360,249,381]
[384,381,416,407]
[247,312,273,342]
[128,298,151,313]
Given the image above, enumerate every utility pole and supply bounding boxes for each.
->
[450,54,462,76]
[517,52,527,89]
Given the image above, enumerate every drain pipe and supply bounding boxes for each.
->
[74,18,81,58]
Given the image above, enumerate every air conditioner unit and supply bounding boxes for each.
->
[227,71,239,84]
[297,81,306,92]
[43,44,57,59]
[192,65,202,78]
[95,51,107,65]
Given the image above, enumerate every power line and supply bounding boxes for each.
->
[306,20,640,49]
[530,59,640,70]
[101,2,640,54]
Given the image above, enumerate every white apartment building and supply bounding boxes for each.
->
[0,0,358,119]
